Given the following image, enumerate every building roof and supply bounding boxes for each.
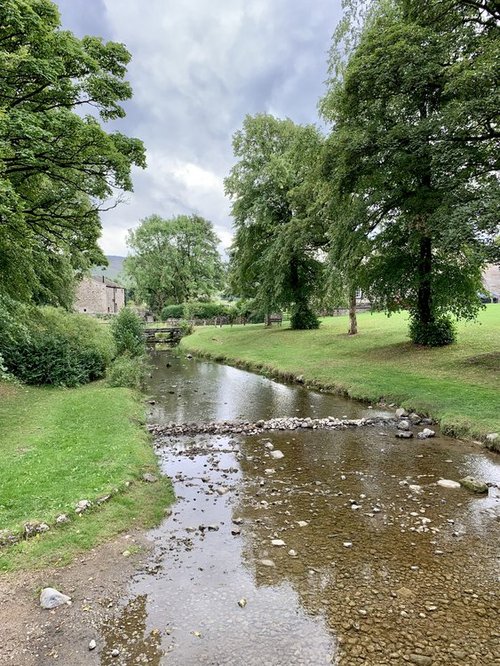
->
[90,275,125,289]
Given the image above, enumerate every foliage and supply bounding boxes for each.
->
[321,0,499,345]
[106,354,146,390]
[409,314,456,347]
[181,306,500,441]
[225,114,327,329]
[161,304,185,319]
[110,307,145,357]
[290,303,320,330]
[125,214,224,316]
[0,0,145,306]
[177,319,194,337]
[0,297,115,386]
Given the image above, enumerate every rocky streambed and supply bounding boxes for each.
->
[96,353,500,665]
[3,352,498,666]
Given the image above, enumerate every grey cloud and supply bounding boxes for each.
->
[54,0,342,255]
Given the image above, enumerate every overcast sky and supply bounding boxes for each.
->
[55,0,342,257]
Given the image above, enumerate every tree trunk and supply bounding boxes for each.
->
[417,235,433,325]
[348,287,358,335]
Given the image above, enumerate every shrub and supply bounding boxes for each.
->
[178,319,194,337]
[161,302,233,321]
[290,303,320,330]
[106,355,147,390]
[111,307,145,357]
[0,300,116,386]
[409,314,456,346]
[161,304,185,319]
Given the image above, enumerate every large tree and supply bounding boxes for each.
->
[125,214,224,315]
[225,114,327,329]
[0,0,146,306]
[321,0,499,344]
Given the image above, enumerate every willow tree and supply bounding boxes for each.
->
[321,0,499,345]
[225,114,327,329]
[0,0,146,306]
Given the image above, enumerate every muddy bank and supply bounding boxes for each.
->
[0,531,153,665]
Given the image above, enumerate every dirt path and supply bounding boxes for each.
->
[0,532,150,666]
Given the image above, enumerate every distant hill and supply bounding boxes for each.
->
[92,255,126,283]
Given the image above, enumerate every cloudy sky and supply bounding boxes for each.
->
[55,0,342,257]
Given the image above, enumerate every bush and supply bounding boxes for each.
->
[161,302,233,321]
[106,355,147,390]
[161,304,185,319]
[409,314,456,346]
[0,299,116,386]
[178,319,194,336]
[290,303,320,330]
[111,307,145,357]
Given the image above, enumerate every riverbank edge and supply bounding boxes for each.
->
[0,381,175,572]
[178,343,499,453]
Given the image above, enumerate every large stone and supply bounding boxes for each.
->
[459,476,488,494]
[395,431,413,439]
[397,420,411,431]
[417,428,436,439]
[40,587,71,609]
[437,479,461,489]
[395,408,408,418]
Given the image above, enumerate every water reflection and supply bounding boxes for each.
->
[101,354,500,665]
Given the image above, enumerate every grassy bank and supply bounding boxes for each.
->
[181,306,500,446]
[0,382,173,572]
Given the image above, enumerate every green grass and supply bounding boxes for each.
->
[181,306,500,444]
[0,382,173,571]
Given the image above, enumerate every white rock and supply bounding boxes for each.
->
[75,499,91,514]
[238,598,247,608]
[486,432,498,442]
[288,549,297,557]
[437,479,461,489]
[395,408,408,418]
[296,520,309,527]
[40,587,72,609]
[343,541,353,548]
[270,450,284,460]
[88,640,97,651]
[260,559,275,567]
[271,539,286,547]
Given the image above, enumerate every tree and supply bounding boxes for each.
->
[124,214,224,315]
[321,0,499,345]
[225,114,327,329]
[0,0,146,305]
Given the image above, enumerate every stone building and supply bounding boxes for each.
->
[75,276,125,314]
[483,264,500,299]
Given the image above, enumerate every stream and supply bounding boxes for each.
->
[101,351,500,665]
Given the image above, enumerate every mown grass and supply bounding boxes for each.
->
[0,382,173,572]
[181,305,500,444]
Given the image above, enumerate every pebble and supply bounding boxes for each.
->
[88,640,96,651]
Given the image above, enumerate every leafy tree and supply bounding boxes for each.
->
[321,0,499,345]
[0,0,146,305]
[225,114,327,329]
[125,214,224,315]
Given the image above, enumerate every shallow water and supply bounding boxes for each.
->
[100,351,500,665]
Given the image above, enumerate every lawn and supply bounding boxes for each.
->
[0,382,173,571]
[181,305,500,444]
